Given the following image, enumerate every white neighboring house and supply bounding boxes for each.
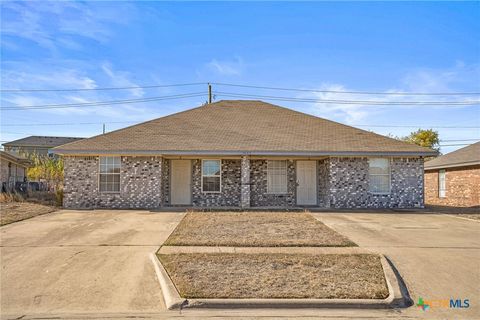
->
[0,151,31,192]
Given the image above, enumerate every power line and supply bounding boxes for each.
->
[2,81,479,96]
[439,143,474,147]
[214,91,480,105]
[439,139,479,142]
[0,82,206,92]
[1,121,478,129]
[212,82,480,96]
[356,125,480,128]
[1,121,137,127]
[0,92,206,110]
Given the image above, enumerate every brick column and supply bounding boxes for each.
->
[241,156,251,208]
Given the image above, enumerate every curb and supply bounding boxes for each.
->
[149,253,187,310]
[151,252,408,310]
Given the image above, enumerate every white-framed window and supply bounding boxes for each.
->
[267,160,288,194]
[99,156,121,193]
[438,169,446,198]
[368,158,391,194]
[202,159,221,193]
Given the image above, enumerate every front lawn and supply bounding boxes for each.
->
[164,212,356,247]
[158,253,388,299]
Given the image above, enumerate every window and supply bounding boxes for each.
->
[439,169,446,198]
[267,160,287,194]
[202,160,221,192]
[369,158,390,194]
[99,156,121,192]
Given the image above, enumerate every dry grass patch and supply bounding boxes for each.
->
[159,253,388,299]
[0,202,56,226]
[165,212,356,247]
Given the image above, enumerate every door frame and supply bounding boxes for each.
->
[170,159,192,205]
[295,160,318,206]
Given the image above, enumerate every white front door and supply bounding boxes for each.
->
[296,160,317,205]
[171,160,191,205]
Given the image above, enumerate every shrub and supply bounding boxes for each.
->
[55,189,64,207]
[0,192,25,203]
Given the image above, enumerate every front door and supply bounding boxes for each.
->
[296,160,317,205]
[171,160,191,205]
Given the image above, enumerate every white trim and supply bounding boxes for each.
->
[99,156,121,193]
[201,159,222,193]
[425,161,480,170]
[438,169,446,198]
[53,149,438,157]
[368,158,391,195]
[267,160,288,194]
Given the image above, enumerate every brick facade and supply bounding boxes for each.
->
[63,156,162,209]
[249,160,297,207]
[63,156,425,209]
[326,157,424,208]
[191,159,241,207]
[425,165,480,207]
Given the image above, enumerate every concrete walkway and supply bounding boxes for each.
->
[158,245,371,254]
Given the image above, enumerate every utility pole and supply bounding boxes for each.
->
[103,123,106,134]
[208,83,212,104]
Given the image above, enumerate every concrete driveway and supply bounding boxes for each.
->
[0,210,185,318]
[1,210,479,319]
[312,212,480,320]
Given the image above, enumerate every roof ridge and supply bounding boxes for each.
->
[52,103,208,150]
[245,100,435,153]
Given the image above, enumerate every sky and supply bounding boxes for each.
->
[1,1,479,154]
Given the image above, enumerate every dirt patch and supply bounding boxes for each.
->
[158,253,388,299]
[164,212,356,247]
[0,202,57,226]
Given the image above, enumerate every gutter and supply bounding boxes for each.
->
[424,161,480,170]
[52,149,438,157]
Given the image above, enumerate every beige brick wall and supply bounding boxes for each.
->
[425,165,480,207]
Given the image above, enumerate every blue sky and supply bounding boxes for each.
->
[1,1,479,154]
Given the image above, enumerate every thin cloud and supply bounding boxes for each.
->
[101,62,144,98]
[1,2,135,51]
[303,63,480,125]
[206,57,244,76]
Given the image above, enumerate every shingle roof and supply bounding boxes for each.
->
[425,141,480,170]
[0,151,31,166]
[53,100,436,156]
[3,136,84,148]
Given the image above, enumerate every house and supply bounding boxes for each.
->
[53,100,436,209]
[424,142,480,207]
[0,151,31,192]
[2,136,84,158]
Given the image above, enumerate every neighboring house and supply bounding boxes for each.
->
[0,151,31,192]
[424,142,480,207]
[53,100,436,209]
[2,136,84,158]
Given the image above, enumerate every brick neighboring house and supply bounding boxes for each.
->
[2,136,84,158]
[0,151,31,192]
[425,142,480,207]
[53,100,436,210]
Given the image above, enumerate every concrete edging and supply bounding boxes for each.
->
[149,253,187,310]
[151,252,407,310]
